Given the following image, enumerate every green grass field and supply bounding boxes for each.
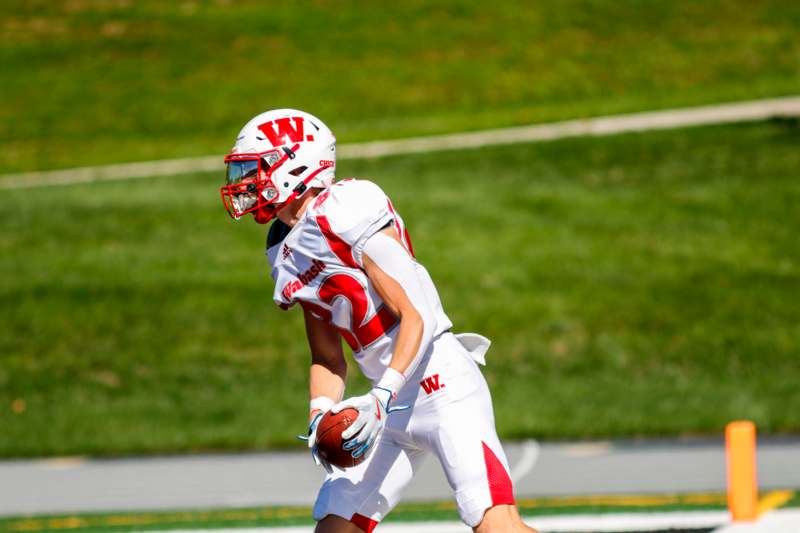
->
[1,0,799,172]
[1,119,799,457]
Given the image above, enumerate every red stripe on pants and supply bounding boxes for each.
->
[350,513,379,533]
[482,441,515,506]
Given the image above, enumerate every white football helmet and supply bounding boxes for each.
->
[221,109,336,224]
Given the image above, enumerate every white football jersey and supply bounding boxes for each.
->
[266,179,453,383]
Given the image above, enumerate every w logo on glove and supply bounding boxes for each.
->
[420,374,444,395]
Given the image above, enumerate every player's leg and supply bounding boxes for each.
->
[424,371,538,532]
[312,426,426,532]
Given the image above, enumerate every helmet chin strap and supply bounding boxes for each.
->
[251,187,304,225]
[252,204,277,224]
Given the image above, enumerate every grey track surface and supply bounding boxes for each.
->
[2,437,799,517]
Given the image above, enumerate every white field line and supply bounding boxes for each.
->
[141,510,730,533]
[2,96,800,191]
[713,508,800,532]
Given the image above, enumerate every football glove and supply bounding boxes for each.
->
[332,387,407,459]
[297,411,333,474]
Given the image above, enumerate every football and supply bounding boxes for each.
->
[315,408,365,469]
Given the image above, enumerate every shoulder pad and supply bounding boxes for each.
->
[319,180,390,234]
[312,179,394,267]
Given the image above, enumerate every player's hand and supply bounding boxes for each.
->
[332,387,406,459]
[298,410,333,474]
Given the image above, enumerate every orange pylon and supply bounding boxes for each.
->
[726,420,758,521]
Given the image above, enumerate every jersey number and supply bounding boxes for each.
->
[304,274,397,352]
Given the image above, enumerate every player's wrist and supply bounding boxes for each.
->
[372,368,405,411]
[369,387,392,411]
[309,396,335,422]
[375,367,405,396]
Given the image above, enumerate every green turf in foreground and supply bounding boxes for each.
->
[1,120,800,457]
[787,491,800,509]
[1,0,799,171]
[0,492,741,533]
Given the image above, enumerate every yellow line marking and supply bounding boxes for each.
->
[757,489,795,515]
[516,492,727,509]
[392,492,729,513]
[8,517,88,531]
[3,507,311,532]
[0,492,733,532]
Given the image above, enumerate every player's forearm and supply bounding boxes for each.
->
[388,303,433,377]
[375,301,435,399]
[309,361,345,421]
[303,304,347,421]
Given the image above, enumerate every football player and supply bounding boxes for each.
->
[221,109,538,533]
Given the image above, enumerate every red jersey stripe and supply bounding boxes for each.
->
[316,214,359,269]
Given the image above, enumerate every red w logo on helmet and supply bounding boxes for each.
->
[257,117,312,147]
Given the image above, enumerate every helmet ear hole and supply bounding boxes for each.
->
[288,165,308,176]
